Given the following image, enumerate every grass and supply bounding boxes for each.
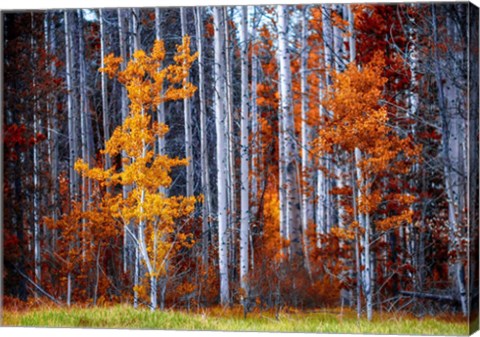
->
[2,304,469,335]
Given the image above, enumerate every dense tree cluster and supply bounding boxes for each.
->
[2,4,478,321]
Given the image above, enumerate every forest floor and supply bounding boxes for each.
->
[1,304,469,335]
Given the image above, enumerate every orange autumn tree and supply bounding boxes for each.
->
[75,36,198,311]
[314,52,421,319]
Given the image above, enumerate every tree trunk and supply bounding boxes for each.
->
[31,13,41,290]
[99,9,111,172]
[223,7,237,281]
[64,11,77,200]
[117,8,130,275]
[300,5,313,278]
[194,6,211,271]
[239,5,250,297]
[155,8,166,160]
[77,10,89,264]
[180,7,194,197]
[468,3,479,321]
[214,7,230,306]
[431,4,468,316]
[279,5,302,262]
[250,7,259,215]
[150,275,157,311]
[47,12,59,251]
[317,4,333,243]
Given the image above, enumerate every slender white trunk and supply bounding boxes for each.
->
[99,9,111,171]
[64,15,76,305]
[223,8,236,273]
[65,12,77,198]
[250,7,259,211]
[150,276,157,311]
[278,5,289,248]
[77,10,88,263]
[31,13,41,289]
[118,8,129,274]
[431,5,467,316]
[351,160,362,318]
[364,210,372,321]
[214,7,230,306]
[118,9,128,123]
[333,5,345,229]
[67,272,72,306]
[279,5,302,260]
[300,6,313,277]
[132,8,140,51]
[239,6,250,296]
[64,11,76,198]
[317,4,333,243]
[134,247,139,308]
[155,8,166,160]
[194,7,211,269]
[348,5,362,319]
[48,13,59,248]
[180,8,194,197]
[136,108,156,310]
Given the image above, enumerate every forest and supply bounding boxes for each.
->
[2,2,479,329]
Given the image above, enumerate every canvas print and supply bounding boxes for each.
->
[1,2,479,335]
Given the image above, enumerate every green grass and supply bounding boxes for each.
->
[2,305,469,335]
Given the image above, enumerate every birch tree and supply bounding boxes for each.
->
[180,7,194,197]
[223,8,237,273]
[99,9,111,171]
[239,5,250,297]
[64,11,79,306]
[31,13,41,291]
[431,4,468,316]
[278,5,302,260]
[194,6,211,268]
[300,5,313,277]
[83,36,198,311]
[214,7,230,306]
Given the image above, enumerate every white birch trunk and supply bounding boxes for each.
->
[67,272,72,306]
[134,247,139,308]
[180,8,194,197]
[279,5,302,260]
[194,6,211,268]
[133,8,140,51]
[64,12,77,199]
[214,7,230,306]
[250,7,259,211]
[118,9,128,123]
[300,6,313,277]
[155,8,166,160]
[77,10,89,263]
[99,9,111,171]
[317,4,333,243]
[223,8,237,273]
[239,5,250,296]
[431,5,468,316]
[333,5,345,229]
[347,5,363,319]
[278,5,289,248]
[48,13,59,249]
[64,11,75,306]
[117,8,130,275]
[364,208,372,321]
[31,13,41,289]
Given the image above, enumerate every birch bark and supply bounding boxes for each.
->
[214,7,230,306]
[194,7,212,269]
[180,8,194,197]
[239,5,250,296]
